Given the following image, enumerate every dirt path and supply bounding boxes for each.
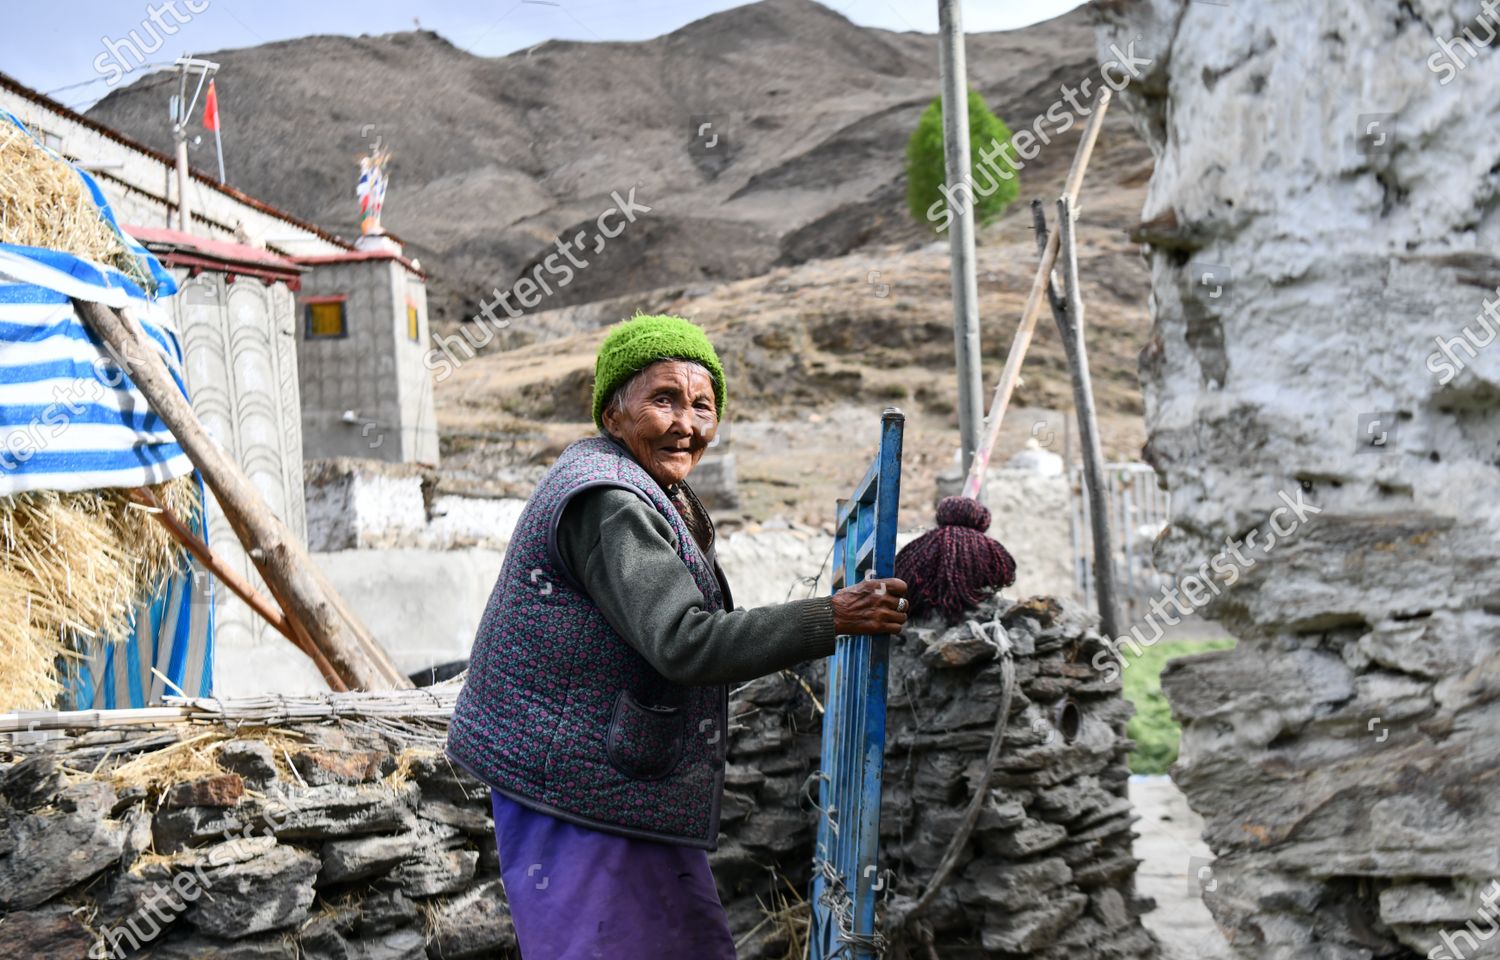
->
[1128,775,1234,960]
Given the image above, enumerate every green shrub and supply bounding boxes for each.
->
[1121,636,1237,774]
[905,90,1019,232]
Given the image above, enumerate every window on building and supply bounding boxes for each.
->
[406,302,420,342]
[304,297,348,339]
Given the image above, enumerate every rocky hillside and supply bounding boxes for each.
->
[422,6,1156,522]
[91,0,1156,522]
[434,149,1154,523]
[89,1,1124,323]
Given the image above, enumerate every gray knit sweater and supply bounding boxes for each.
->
[556,486,838,686]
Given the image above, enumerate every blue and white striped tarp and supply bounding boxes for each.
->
[1,109,214,708]
[64,524,216,709]
[0,114,191,496]
[0,242,193,494]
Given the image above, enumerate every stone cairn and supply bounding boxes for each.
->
[0,595,1156,959]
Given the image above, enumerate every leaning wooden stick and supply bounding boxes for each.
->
[126,487,351,692]
[309,563,409,689]
[1041,196,1122,641]
[74,298,402,691]
[960,87,1111,499]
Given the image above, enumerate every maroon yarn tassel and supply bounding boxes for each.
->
[894,496,1018,623]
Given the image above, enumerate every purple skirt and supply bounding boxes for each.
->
[490,790,737,959]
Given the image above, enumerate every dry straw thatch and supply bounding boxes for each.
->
[103,726,310,796]
[0,478,201,710]
[0,117,152,287]
[1,114,189,710]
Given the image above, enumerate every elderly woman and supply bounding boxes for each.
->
[446,314,907,958]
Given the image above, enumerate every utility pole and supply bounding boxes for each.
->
[937,0,983,488]
[170,56,218,234]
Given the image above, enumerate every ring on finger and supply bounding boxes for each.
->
[896,597,908,612]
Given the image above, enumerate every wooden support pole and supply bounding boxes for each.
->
[1048,196,1122,641]
[0,707,190,734]
[126,488,350,692]
[73,298,406,691]
[961,88,1111,500]
[1029,200,1065,314]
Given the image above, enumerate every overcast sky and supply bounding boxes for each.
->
[5,0,1086,111]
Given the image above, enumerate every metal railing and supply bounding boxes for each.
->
[1067,461,1170,628]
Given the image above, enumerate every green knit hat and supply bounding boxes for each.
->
[592,314,726,429]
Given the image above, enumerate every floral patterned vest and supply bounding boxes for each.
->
[445,436,730,848]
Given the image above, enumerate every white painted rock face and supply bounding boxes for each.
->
[1094,1,1500,954]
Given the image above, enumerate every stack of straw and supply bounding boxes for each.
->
[0,116,190,709]
[0,479,200,710]
[0,119,152,288]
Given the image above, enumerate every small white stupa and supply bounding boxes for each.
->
[1005,437,1064,476]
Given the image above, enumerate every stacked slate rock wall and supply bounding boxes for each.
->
[718,594,1157,960]
[0,597,1153,959]
[0,725,512,959]
[1093,1,1500,955]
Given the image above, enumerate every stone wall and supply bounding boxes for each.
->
[721,594,1157,959]
[0,595,1154,958]
[0,724,511,959]
[1093,1,1500,956]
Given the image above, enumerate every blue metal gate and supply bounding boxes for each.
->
[810,407,904,959]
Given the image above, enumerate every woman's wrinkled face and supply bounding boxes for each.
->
[602,360,719,489]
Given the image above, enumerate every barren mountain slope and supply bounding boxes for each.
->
[435,99,1155,523]
[90,1,1155,521]
[89,1,1119,323]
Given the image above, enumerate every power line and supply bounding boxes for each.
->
[44,62,178,97]
[63,72,178,112]
[45,76,116,96]
[215,4,266,43]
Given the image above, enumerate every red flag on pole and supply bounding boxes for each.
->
[203,79,226,182]
[203,80,220,132]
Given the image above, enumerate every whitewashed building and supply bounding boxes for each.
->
[0,71,438,693]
